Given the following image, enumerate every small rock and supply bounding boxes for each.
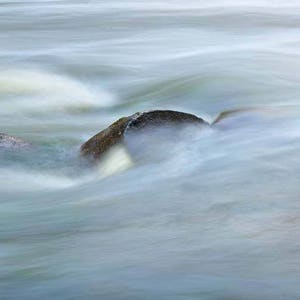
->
[0,133,32,150]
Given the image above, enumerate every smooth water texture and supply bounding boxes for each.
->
[1,1,300,299]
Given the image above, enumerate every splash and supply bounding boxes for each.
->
[96,145,134,177]
[0,69,116,114]
[0,168,77,191]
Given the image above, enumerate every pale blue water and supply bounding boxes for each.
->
[1,1,300,299]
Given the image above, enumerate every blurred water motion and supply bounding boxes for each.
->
[1,1,300,299]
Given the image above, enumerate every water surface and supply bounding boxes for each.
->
[1,1,300,299]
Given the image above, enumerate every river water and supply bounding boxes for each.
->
[1,1,300,299]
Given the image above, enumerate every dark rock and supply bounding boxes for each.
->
[0,133,32,150]
[80,110,209,161]
[126,110,206,132]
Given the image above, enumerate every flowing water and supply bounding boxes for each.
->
[1,1,300,299]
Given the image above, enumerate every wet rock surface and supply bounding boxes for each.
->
[80,110,209,161]
[126,110,207,133]
[80,116,132,161]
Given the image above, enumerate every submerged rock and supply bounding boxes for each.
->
[0,133,32,150]
[80,110,209,162]
[212,107,272,125]
[211,107,279,129]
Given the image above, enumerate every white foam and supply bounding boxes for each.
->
[0,69,116,114]
[96,145,134,178]
[0,168,78,191]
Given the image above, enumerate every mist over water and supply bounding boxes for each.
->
[1,1,300,299]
